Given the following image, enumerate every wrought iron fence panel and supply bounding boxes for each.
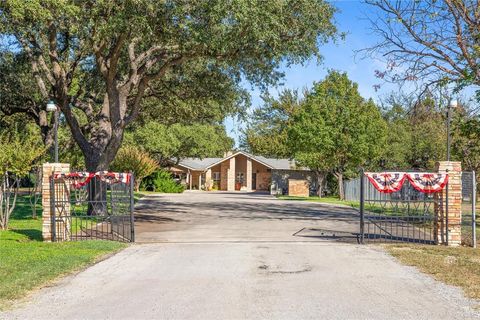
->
[50,174,135,242]
[359,173,438,245]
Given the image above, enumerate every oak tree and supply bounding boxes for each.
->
[0,0,338,171]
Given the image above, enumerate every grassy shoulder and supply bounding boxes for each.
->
[0,197,127,309]
[385,244,480,300]
[276,195,359,207]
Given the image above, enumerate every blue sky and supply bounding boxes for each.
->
[226,0,395,145]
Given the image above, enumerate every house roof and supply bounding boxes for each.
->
[175,151,308,171]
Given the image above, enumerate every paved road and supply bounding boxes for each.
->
[2,192,479,319]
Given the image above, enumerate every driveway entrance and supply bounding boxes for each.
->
[134,191,360,243]
[2,192,479,319]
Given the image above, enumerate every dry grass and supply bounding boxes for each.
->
[385,244,480,299]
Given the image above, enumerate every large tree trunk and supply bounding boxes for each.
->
[315,171,325,198]
[83,127,124,216]
[335,171,345,200]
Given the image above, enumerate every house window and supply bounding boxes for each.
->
[213,172,221,182]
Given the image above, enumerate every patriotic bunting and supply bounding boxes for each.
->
[54,171,132,189]
[406,173,448,193]
[364,172,406,193]
[364,172,448,193]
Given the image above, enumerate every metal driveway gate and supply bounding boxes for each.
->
[50,172,135,242]
[359,172,442,244]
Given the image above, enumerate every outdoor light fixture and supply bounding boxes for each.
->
[46,100,59,162]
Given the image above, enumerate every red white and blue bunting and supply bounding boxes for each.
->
[53,171,132,189]
[406,173,449,193]
[364,172,448,194]
[365,172,407,193]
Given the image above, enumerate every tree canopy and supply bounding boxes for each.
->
[365,0,480,92]
[289,71,387,198]
[0,0,338,171]
[125,122,233,166]
[242,89,301,158]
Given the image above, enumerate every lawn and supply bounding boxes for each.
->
[276,195,358,207]
[0,196,127,309]
[386,244,480,300]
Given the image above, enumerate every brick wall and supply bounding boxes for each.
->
[288,179,309,197]
[220,161,228,190]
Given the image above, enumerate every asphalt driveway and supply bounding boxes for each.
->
[134,191,361,243]
[2,191,479,319]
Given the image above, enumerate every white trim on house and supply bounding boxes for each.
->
[201,151,275,171]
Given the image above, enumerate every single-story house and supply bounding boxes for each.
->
[168,151,318,194]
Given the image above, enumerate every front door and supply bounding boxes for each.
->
[252,173,257,190]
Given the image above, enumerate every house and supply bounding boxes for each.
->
[169,150,317,194]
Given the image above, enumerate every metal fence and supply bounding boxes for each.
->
[345,176,426,202]
[461,171,477,247]
[50,174,135,242]
[347,171,478,247]
[359,173,438,244]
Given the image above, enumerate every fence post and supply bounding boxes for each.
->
[49,177,56,242]
[436,161,462,246]
[359,168,365,244]
[130,173,135,242]
[445,175,449,246]
[473,171,477,248]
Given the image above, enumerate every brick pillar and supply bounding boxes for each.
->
[227,156,236,191]
[42,163,70,242]
[246,158,252,191]
[205,168,212,191]
[436,161,462,246]
[220,162,228,191]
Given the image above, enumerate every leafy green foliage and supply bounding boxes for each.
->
[289,71,387,198]
[0,128,45,230]
[0,0,339,170]
[110,146,158,191]
[452,115,480,173]
[380,94,447,170]
[141,170,184,193]
[242,89,301,158]
[125,122,233,166]
[0,129,45,177]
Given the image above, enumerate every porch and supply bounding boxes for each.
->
[178,154,272,191]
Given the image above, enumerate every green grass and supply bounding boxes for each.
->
[276,195,358,206]
[276,195,435,216]
[386,244,480,300]
[0,196,127,309]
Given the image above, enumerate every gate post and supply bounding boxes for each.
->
[359,168,365,244]
[129,173,135,242]
[435,161,462,246]
[41,163,70,242]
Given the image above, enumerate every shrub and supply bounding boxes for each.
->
[0,132,45,230]
[141,170,184,193]
[110,146,158,191]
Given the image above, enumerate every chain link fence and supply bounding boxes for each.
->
[461,171,477,247]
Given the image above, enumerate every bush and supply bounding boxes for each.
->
[141,170,185,193]
[110,146,158,191]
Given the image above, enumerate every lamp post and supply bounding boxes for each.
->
[46,100,59,163]
[446,99,457,162]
